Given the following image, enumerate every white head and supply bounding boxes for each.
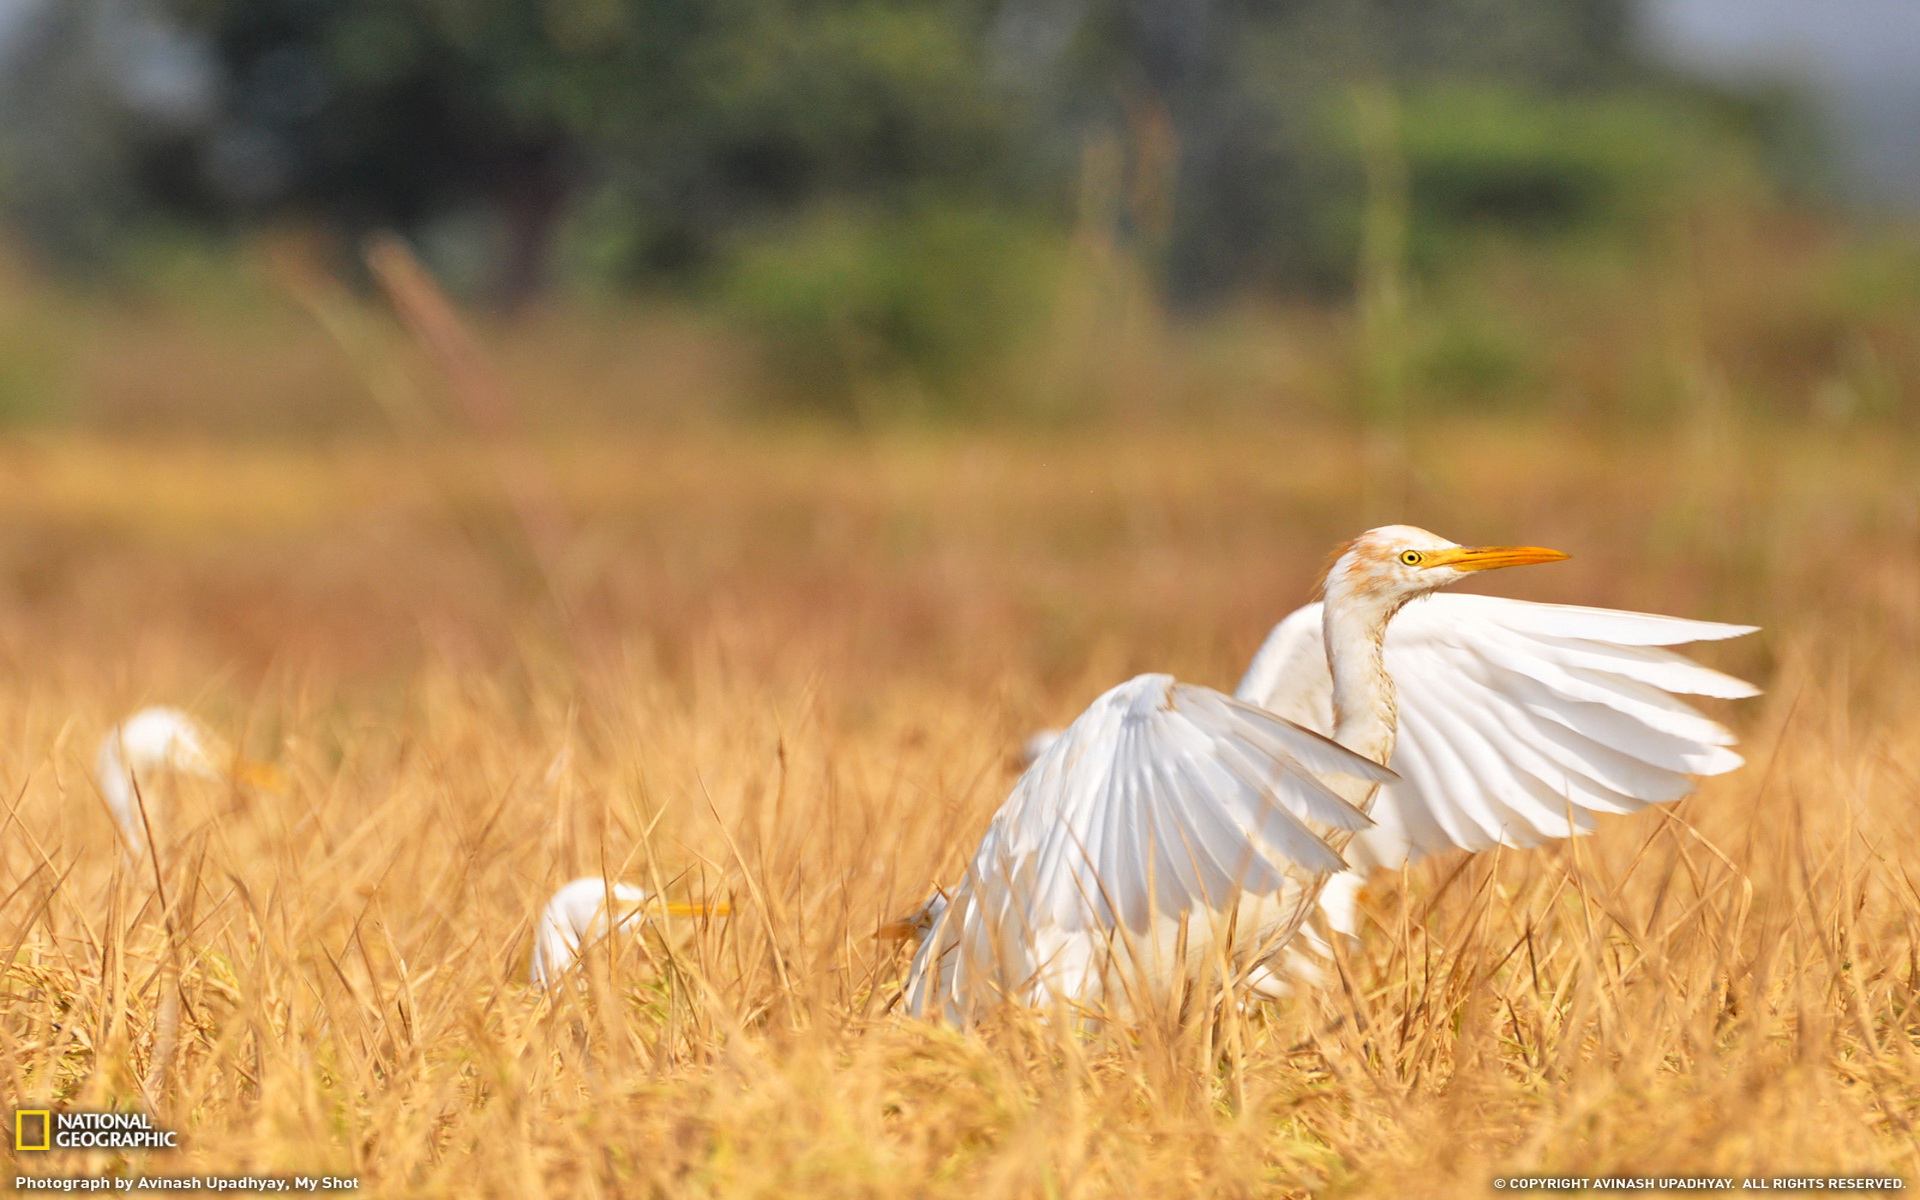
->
[96,708,224,855]
[527,878,730,988]
[1319,526,1569,762]
[530,877,654,988]
[110,707,222,777]
[95,707,282,859]
[1322,525,1569,622]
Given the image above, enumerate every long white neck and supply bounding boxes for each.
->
[1322,589,1405,773]
[95,737,144,854]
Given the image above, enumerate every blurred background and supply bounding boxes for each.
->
[0,0,1915,430]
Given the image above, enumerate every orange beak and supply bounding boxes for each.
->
[659,900,731,918]
[1426,545,1570,572]
[232,759,286,790]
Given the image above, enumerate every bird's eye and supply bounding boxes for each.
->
[1399,550,1424,566]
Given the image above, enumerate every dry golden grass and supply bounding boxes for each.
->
[0,407,1917,1196]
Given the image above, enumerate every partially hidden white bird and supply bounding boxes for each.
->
[529,876,730,988]
[96,707,282,859]
[903,526,1758,1023]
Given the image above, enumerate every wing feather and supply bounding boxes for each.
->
[905,673,1394,1016]
[1407,697,1557,844]
[1471,640,1738,746]
[1468,599,1756,646]
[1429,687,1638,827]
[1236,592,1759,869]
[1510,633,1760,699]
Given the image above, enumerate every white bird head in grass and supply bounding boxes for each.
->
[530,876,731,988]
[96,707,284,859]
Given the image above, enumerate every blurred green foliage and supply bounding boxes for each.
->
[1411,297,1545,405]
[1393,86,1756,251]
[717,204,1063,417]
[156,0,1027,294]
[0,0,1819,418]
[0,325,61,424]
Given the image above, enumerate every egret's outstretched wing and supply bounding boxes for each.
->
[1237,593,1759,870]
[905,673,1393,1019]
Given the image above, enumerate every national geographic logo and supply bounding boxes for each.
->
[13,1110,179,1151]
[15,1110,49,1151]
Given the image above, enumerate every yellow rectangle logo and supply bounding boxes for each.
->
[15,1109,51,1151]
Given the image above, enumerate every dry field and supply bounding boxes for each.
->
[0,406,1915,1197]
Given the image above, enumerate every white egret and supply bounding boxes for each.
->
[904,527,1757,1023]
[96,707,281,859]
[529,876,729,988]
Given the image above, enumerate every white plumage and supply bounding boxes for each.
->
[906,527,1758,1023]
[529,877,729,988]
[905,676,1392,1021]
[1238,593,1757,873]
[96,707,224,857]
[530,877,654,988]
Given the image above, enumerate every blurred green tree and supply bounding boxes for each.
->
[1027,0,1641,298]
[159,0,1032,302]
[1,0,1774,415]
[148,0,1651,305]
